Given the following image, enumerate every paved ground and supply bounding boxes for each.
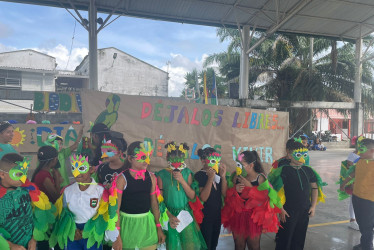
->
[217,148,361,250]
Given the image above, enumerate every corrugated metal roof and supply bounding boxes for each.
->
[2,0,374,41]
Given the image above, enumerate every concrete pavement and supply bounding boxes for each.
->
[217,148,361,250]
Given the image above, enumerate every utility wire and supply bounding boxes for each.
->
[65,21,77,70]
[0,99,42,113]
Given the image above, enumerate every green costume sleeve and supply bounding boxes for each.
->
[0,229,10,250]
[49,194,76,249]
[268,167,284,192]
[62,147,72,158]
[82,183,119,248]
[227,172,235,189]
[22,181,57,242]
[336,160,356,200]
[258,179,283,209]
[308,166,327,203]
[154,171,168,226]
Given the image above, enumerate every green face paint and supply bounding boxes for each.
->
[292,148,309,164]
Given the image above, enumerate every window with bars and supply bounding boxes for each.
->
[0,70,21,88]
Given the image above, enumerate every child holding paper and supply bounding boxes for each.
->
[156,142,207,249]
[195,146,227,250]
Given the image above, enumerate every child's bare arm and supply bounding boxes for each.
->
[112,174,126,250]
[173,172,195,200]
[220,163,228,197]
[199,170,215,202]
[150,174,161,224]
[309,182,318,217]
[150,174,166,244]
[6,240,26,250]
[27,237,36,250]
[69,126,84,152]
[43,178,60,202]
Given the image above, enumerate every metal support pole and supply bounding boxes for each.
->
[352,37,363,137]
[239,25,250,99]
[309,37,313,76]
[89,0,98,90]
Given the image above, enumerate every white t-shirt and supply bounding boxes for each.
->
[347,152,360,164]
[64,179,104,224]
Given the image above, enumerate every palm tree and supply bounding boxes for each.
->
[200,27,374,134]
[183,68,227,101]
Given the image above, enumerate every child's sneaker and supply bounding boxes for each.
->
[349,221,360,231]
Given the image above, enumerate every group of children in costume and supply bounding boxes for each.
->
[0,121,328,250]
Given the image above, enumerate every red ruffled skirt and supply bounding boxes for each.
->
[221,186,280,238]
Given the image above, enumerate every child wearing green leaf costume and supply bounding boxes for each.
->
[268,139,326,250]
[49,154,119,250]
[337,136,364,231]
[0,153,56,250]
[44,126,84,187]
[157,142,207,250]
[222,150,281,250]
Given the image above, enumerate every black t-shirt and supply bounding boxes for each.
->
[281,165,317,210]
[120,170,152,214]
[195,170,222,222]
[278,158,291,168]
[97,162,126,186]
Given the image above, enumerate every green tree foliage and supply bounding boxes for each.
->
[191,27,374,133]
[183,67,227,100]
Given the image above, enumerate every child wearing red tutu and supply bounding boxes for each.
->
[221,150,282,250]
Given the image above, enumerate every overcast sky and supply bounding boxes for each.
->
[0,2,229,96]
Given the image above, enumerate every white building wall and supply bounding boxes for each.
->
[0,50,56,70]
[315,118,329,132]
[77,48,168,96]
[21,72,55,91]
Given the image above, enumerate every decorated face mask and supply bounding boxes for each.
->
[167,156,186,170]
[357,136,367,155]
[233,148,247,177]
[70,154,90,177]
[133,142,153,165]
[45,133,63,151]
[167,143,188,170]
[292,148,309,164]
[236,153,248,177]
[206,152,221,173]
[358,144,368,155]
[101,139,119,159]
[8,158,30,183]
